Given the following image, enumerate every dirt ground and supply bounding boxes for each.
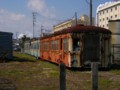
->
[0,53,120,90]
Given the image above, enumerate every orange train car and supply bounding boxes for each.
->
[40,25,111,68]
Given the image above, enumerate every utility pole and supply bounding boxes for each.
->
[90,0,92,25]
[75,12,77,25]
[32,12,36,38]
[41,25,44,37]
[16,32,18,40]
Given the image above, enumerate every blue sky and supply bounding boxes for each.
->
[0,0,112,38]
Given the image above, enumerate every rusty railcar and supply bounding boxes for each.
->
[40,25,111,68]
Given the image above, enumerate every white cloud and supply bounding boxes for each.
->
[18,33,24,39]
[10,13,25,21]
[27,0,56,18]
[0,9,25,21]
[0,8,33,38]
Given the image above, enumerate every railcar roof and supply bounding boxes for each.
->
[40,25,111,39]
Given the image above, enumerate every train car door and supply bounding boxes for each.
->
[71,33,82,67]
[83,34,100,67]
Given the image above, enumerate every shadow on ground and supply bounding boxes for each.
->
[0,78,17,90]
[0,56,37,63]
[111,64,120,69]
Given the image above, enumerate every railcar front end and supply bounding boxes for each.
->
[67,32,111,68]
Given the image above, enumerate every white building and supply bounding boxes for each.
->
[79,15,94,26]
[53,15,94,33]
[96,1,120,29]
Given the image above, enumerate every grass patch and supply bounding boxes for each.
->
[99,78,112,89]
[111,69,120,75]
[13,52,37,62]
[0,70,24,76]
[49,71,59,77]
[39,60,58,69]
[0,52,120,90]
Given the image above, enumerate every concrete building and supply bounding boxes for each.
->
[109,20,120,44]
[53,19,76,32]
[109,20,120,63]
[96,1,120,29]
[79,15,94,26]
[53,15,94,32]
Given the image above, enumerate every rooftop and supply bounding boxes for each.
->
[97,1,120,12]
[41,25,111,39]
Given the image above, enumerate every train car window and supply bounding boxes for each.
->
[51,41,54,50]
[48,41,50,50]
[51,40,58,51]
[36,43,38,49]
[63,38,68,51]
[31,44,33,49]
[60,39,62,50]
[33,43,35,49]
[44,42,49,51]
[73,38,81,51]
[40,42,43,51]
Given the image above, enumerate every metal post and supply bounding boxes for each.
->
[60,63,66,90]
[90,0,92,25]
[91,62,98,90]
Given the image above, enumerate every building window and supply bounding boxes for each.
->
[107,17,109,20]
[111,16,112,19]
[115,14,117,18]
[103,25,104,28]
[103,18,104,21]
[100,12,101,15]
[115,6,117,10]
[107,10,108,13]
[103,11,104,14]
[100,19,101,22]
[111,8,112,11]
[107,24,108,27]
